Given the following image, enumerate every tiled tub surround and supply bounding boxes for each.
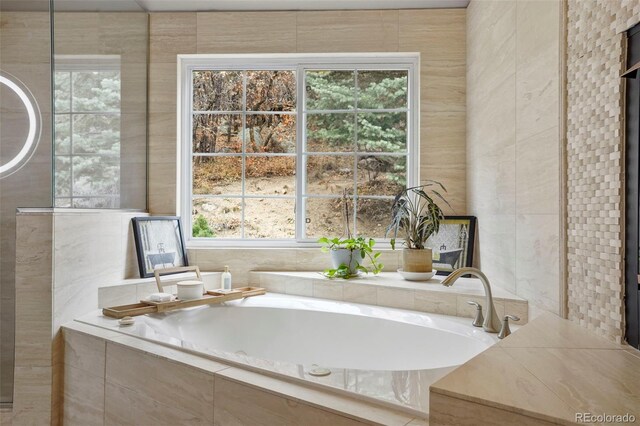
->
[250,271,529,324]
[63,322,421,426]
[73,293,508,420]
[429,312,640,426]
[97,271,221,308]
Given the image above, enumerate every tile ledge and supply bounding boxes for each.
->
[251,270,526,302]
[98,271,221,288]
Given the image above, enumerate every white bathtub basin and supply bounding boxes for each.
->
[138,293,494,371]
[79,293,499,415]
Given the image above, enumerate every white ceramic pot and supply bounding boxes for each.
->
[177,280,204,300]
[330,248,364,274]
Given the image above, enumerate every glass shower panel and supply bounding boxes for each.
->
[52,8,148,210]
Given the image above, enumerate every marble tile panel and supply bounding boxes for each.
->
[197,12,296,53]
[431,346,576,423]
[64,329,106,374]
[97,13,148,63]
[406,418,429,426]
[515,127,561,215]
[515,0,561,68]
[216,368,413,426]
[515,214,560,314]
[473,214,517,294]
[148,63,178,115]
[503,347,640,419]
[148,112,178,162]
[53,12,100,55]
[285,279,313,297]
[150,13,197,63]
[257,273,287,293]
[377,287,414,310]
[214,376,370,426]
[296,249,337,271]
[136,281,161,300]
[420,62,466,114]
[98,284,137,308]
[297,10,398,53]
[53,283,98,332]
[312,280,343,301]
[515,58,560,144]
[11,366,52,425]
[497,312,622,349]
[418,165,466,216]
[63,365,104,426]
[430,392,558,426]
[105,382,208,426]
[53,212,123,289]
[414,291,457,316]
[342,283,377,305]
[0,12,51,64]
[148,162,177,215]
[106,343,215,422]
[398,9,465,62]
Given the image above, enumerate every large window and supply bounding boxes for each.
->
[54,56,121,208]
[181,55,418,245]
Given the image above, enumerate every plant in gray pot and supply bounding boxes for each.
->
[318,190,383,279]
[386,182,451,274]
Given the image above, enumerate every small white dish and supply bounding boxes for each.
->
[118,316,135,326]
[397,268,437,281]
[177,280,204,300]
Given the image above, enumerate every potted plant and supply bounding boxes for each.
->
[318,190,383,278]
[386,181,451,273]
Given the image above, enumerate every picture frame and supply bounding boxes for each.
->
[131,216,189,278]
[426,216,477,276]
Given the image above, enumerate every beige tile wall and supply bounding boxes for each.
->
[148,9,466,272]
[566,0,640,342]
[466,0,562,315]
[12,209,146,425]
[0,11,53,405]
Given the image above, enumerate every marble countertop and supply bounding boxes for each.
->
[430,312,640,425]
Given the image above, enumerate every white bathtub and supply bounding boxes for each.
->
[80,293,499,415]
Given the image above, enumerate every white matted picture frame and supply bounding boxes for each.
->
[131,216,189,278]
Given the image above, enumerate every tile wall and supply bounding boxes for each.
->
[466,0,563,315]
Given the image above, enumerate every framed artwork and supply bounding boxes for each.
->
[131,216,189,278]
[426,216,477,275]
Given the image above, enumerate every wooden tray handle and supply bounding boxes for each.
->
[154,265,202,293]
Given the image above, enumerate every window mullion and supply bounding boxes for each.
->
[296,66,305,241]
[241,71,247,239]
[353,69,359,237]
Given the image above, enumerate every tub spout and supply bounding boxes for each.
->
[441,267,501,333]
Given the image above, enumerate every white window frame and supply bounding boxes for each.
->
[178,53,420,248]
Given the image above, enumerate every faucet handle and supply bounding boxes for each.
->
[498,315,520,339]
[466,301,484,328]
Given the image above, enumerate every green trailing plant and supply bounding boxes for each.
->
[386,181,451,250]
[319,236,384,278]
[318,189,383,278]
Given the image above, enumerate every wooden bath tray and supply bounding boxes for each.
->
[102,286,266,319]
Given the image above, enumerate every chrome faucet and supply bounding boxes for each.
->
[441,267,501,333]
